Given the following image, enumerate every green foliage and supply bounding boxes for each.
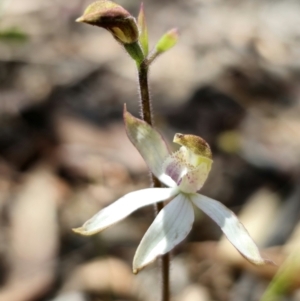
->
[155,28,178,54]
[0,27,28,42]
[261,252,300,301]
[137,3,149,56]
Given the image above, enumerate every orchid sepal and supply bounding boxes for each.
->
[73,187,178,236]
[133,193,194,273]
[124,106,176,187]
[191,193,270,265]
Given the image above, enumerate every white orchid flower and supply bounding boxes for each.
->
[73,108,269,273]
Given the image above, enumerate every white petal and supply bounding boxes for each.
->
[163,148,189,184]
[191,194,268,265]
[133,194,194,273]
[158,173,178,188]
[124,109,176,187]
[73,188,179,235]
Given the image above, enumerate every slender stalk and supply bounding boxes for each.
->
[137,60,170,301]
[138,61,152,124]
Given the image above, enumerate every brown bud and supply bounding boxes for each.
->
[76,0,139,44]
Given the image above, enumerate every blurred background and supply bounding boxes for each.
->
[1,0,300,300]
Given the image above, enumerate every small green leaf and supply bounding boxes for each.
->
[137,3,148,56]
[0,28,28,42]
[155,28,178,54]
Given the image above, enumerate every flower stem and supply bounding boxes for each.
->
[137,60,170,301]
[138,61,152,124]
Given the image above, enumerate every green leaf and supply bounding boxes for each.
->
[155,28,178,54]
[0,28,28,42]
[137,3,148,56]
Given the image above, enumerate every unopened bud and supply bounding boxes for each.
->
[76,0,139,44]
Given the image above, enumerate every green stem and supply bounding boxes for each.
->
[124,41,144,67]
[138,60,170,301]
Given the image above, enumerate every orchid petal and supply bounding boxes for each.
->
[191,194,268,265]
[73,188,179,235]
[133,194,194,273]
[124,108,176,187]
[163,144,212,193]
[163,148,189,185]
[178,159,212,193]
